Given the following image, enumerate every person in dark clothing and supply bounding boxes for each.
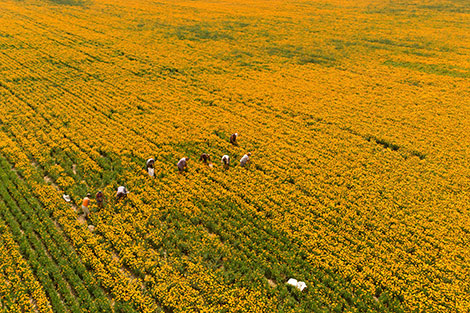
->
[200,153,211,164]
[229,133,238,145]
[95,191,104,208]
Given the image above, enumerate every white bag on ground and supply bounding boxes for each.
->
[287,278,307,291]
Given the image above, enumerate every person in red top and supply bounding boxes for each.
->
[82,193,91,219]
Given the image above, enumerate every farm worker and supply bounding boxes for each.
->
[221,155,230,169]
[240,152,251,167]
[146,158,155,177]
[146,158,155,169]
[81,193,91,219]
[95,191,104,208]
[199,153,211,164]
[116,186,129,200]
[230,133,238,145]
[177,157,189,172]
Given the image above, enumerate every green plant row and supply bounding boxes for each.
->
[0,156,113,312]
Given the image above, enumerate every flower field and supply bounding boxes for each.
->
[0,0,469,312]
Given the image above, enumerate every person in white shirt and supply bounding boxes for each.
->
[146,158,155,177]
[116,186,128,200]
[177,157,189,172]
[240,153,251,167]
[221,155,230,169]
